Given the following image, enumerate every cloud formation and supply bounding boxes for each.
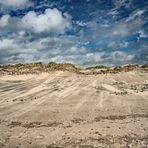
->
[0,0,147,66]
[0,0,30,8]
[0,8,71,34]
[0,15,10,27]
[21,8,71,33]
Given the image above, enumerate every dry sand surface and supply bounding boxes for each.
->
[0,71,148,148]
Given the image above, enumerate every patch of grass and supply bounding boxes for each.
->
[47,62,78,71]
[15,63,24,67]
[34,62,43,65]
[141,64,148,68]
[86,65,110,70]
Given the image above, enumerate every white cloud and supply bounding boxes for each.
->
[0,0,30,7]
[126,9,145,22]
[112,24,128,36]
[112,22,137,37]
[0,15,10,27]
[138,30,148,39]
[107,42,128,49]
[86,51,134,65]
[0,8,71,34]
[112,51,134,62]
[0,34,142,65]
[75,21,87,27]
[0,38,14,49]
[113,0,132,9]
[48,51,134,66]
[0,1,146,66]
[0,37,43,53]
[112,19,144,37]
[79,17,144,44]
[20,8,71,33]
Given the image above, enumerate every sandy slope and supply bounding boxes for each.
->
[0,71,148,147]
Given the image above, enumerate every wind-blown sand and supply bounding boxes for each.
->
[0,71,148,147]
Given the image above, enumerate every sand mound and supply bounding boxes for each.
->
[0,69,148,147]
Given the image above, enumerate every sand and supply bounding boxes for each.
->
[0,71,148,147]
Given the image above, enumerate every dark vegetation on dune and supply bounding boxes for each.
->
[86,65,110,70]
[0,62,79,75]
[0,62,148,75]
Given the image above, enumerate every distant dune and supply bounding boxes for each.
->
[0,63,148,147]
[0,62,148,75]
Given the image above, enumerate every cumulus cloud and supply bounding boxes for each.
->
[107,42,128,50]
[79,17,144,47]
[0,31,146,66]
[0,8,71,34]
[111,51,134,62]
[0,15,21,32]
[20,8,71,33]
[0,0,147,66]
[0,36,46,64]
[86,51,134,65]
[0,15,10,27]
[0,34,83,64]
[138,30,148,39]
[48,51,134,66]
[112,19,144,37]
[0,0,30,8]
[0,38,14,50]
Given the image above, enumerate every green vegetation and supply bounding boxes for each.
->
[47,62,78,71]
[86,65,110,70]
[34,62,43,65]
[0,62,147,75]
[141,64,148,68]
[48,62,57,67]
[15,63,24,67]
[114,66,121,69]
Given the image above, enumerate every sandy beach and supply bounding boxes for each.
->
[0,70,148,147]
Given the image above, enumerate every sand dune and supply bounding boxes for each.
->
[0,71,148,147]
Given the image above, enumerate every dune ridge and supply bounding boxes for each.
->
[0,63,148,147]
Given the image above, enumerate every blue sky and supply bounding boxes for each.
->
[0,0,147,66]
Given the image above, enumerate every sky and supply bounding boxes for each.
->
[0,0,147,66]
